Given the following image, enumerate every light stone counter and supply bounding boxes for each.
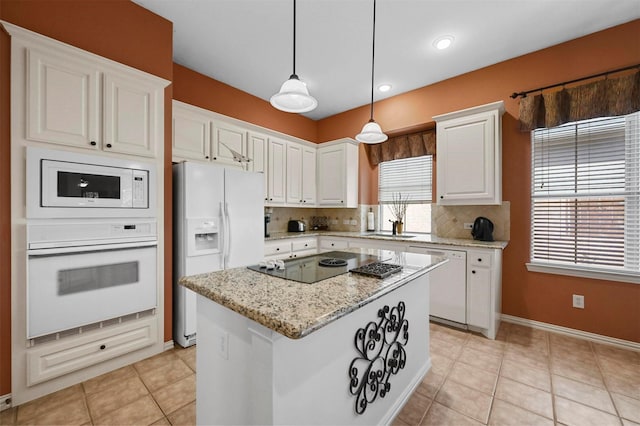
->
[266,230,508,250]
[179,248,445,339]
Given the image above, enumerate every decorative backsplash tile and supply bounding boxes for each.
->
[266,206,363,232]
[431,202,510,241]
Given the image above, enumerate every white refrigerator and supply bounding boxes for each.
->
[173,161,264,347]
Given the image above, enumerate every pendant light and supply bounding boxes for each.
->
[270,0,318,113]
[356,0,387,143]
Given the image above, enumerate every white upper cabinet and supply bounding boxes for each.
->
[27,47,163,158]
[211,121,246,168]
[173,101,211,160]
[434,101,504,205]
[267,137,287,205]
[247,131,268,200]
[317,140,359,207]
[301,146,316,205]
[286,143,303,204]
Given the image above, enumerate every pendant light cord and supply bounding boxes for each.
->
[369,0,377,121]
[292,0,297,77]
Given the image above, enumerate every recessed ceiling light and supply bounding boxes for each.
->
[433,35,454,50]
[378,84,392,92]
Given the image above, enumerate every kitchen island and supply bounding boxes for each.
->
[180,248,446,425]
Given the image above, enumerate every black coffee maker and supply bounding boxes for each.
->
[264,213,271,238]
[471,217,494,241]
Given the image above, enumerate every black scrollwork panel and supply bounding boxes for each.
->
[348,301,409,415]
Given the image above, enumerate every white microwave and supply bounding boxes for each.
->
[27,147,156,218]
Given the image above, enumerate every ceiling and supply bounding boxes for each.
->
[132,0,640,120]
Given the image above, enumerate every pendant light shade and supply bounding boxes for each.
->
[270,74,318,113]
[355,0,387,144]
[270,0,317,114]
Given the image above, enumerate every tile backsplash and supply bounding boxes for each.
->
[431,202,510,241]
[267,202,510,241]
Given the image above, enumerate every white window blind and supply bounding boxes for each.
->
[379,155,433,203]
[531,112,640,273]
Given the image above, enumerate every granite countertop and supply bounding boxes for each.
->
[179,248,446,339]
[266,230,508,250]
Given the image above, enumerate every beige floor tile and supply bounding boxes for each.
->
[605,373,640,400]
[420,401,483,426]
[435,379,493,423]
[448,360,498,395]
[392,417,410,426]
[504,345,550,371]
[465,334,506,357]
[86,375,149,419]
[622,420,640,426]
[495,377,553,419]
[500,359,551,392]
[552,374,616,414]
[549,333,593,353]
[180,347,197,372]
[551,357,605,388]
[93,395,164,426]
[612,392,640,424]
[17,398,90,426]
[507,332,549,354]
[430,352,454,376]
[397,391,432,425]
[0,407,17,426]
[457,346,503,375]
[551,344,598,366]
[150,416,171,425]
[508,324,548,340]
[599,357,640,382]
[138,357,193,391]
[152,374,196,415]
[82,365,138,395]
[555,396,622,426]
[488,399,554,426]
[593,344,640,364]
[167,401,196,426]
[134,350,180,375]
[431,325,469,346]
[415,370,444,399]
[16,384,84,423]
[430,336,464,360]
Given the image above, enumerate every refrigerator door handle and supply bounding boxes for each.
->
[220,201,227,268]
[224,202,231,269]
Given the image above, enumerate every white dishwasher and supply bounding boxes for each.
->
[408,246,467,324]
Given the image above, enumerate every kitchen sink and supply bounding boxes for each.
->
[367,233,416,238]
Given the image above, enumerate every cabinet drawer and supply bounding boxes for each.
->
[319,239,349,250]
[292,239,317,252]
[27,317,157,385]
[264,242,291,256]
[468,252,492,267]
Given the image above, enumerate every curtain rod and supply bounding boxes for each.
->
[510,63,640,99]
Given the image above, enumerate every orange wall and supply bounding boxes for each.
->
[319,20,640,343]
[173,64,318,142]
[0,0,174,396]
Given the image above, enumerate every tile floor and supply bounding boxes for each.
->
[1,321,638,425]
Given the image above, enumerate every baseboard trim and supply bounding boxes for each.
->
[163,340,175,351]
[500,314,640,352]
[0,394,11,411]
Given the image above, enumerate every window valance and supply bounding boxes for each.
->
[519,69,640,132]
[365,128,436,166]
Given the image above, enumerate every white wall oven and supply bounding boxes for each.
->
[26,147,156,218]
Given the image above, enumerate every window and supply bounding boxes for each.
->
[529,112,640,280]
[378,155,433,233]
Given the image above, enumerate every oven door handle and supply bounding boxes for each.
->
[27,240,157,256]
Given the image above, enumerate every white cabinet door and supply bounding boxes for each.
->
[212,121,246,168]
[103,72,159,157]
[467,259,492,329]
[301,147,316,205]
[173,103,211,161]
[286,143,303,204]
[27,48,100,150]
[434,101,503,205]
[267,138,286,205]
[247,131,268,201]
[317,141,358,207]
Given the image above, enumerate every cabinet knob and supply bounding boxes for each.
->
[304,244,308,247]
[331,243,335,246]
[106,143,112,148]
[341,200,344,203]
[90,141,97,146]
[276,248,280,251]
[205,155,210,159]
[471,270,476,274]
[478,258,482,262]
[303,200,306,203]
[213,157,217,160]
[99,344,106,350]
[300,199,302,203]
[440,195,444,199]
[270,198,273,201]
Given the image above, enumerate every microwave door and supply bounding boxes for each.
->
[41,160,133,208]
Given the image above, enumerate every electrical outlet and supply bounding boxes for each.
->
[464,223,473,230]
[330,219,338,225]
[572,294,585,309]
[343,219,350,225]
[350,219,357,225]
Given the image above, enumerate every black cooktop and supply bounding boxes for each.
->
[247,251,393,284]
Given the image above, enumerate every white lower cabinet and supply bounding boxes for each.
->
[466,250,498,332]
[318,237,349,252]
[27,316,157,386]
[264,237,318,260]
